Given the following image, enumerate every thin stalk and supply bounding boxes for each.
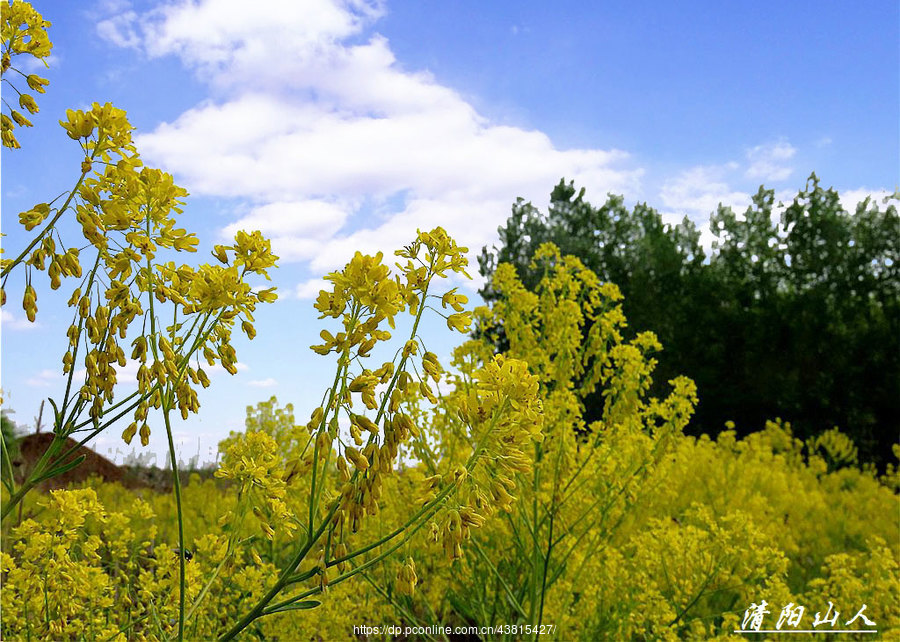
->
[182,554,229,625]
[60,252,103,415]
[144,202,185,642]
[328,480,456,569]
[536,429,566,638]
[263,496,438,615]
[536,501,554,636]
[1,429,16,494]
[471,539,527,619]
[359,571,445,642]
[0,433,65,520]
[0,155,95,283]
[308,307,357,535]
[162,405,186,642]
[100,615,149,642]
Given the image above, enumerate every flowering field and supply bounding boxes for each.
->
[1,3,898,641]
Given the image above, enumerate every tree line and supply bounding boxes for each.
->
[479,174,899,468]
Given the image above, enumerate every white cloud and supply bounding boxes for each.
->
[224,200,349,239]
[97,0,643,283]
[839,188,895,213]
[225,199,351,262]
[25,369,61,387]
[295,278,328,300]
[247,377,278,388]
[15,53,61,73]
[96,11,142,49]
[659,164,751,220]
[1,309,38,331]
[141,0,382,79]
[745,141,796,182]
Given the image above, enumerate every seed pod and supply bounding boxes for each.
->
[308,406,324,432]
[159,336,175,361]
[344,446,369,471]
[122,422,137,445]
[67,288,81,307]
[402,339,418,358]
[22,284,37,322]
[420,381,437,404]
[352,413,378,434]
[336,455,350,482]
[357,337,376,357]
[363,443,378,471]
[48,260,61,289]
[316,431,332,452]
[333,542,348,572]
[349,373,376,393]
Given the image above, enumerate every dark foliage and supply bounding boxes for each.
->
[479,174,899,468]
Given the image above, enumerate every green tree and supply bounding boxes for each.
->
[1,411,19,457]
[479,174,899,467]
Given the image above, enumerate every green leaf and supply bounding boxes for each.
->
[266,600,321,614]
[0,431,16,493]
[33,454,85,483]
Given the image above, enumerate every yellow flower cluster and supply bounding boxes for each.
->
[3,6,897,636]
[364,244,897,640]
[2,85,278,451]
[0,0,51,149]
[3,356,897,641]
[306,228,475,550]
[2,489,119,639]
[0,22,285,642]
[215,430,296,540]
[395,557,418,596]
[0,481,312,641]
[463,355,544,507]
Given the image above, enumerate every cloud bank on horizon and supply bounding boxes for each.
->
[94,0,888,297]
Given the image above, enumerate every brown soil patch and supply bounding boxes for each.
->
[11,433,218,493]
[12,433,149,490]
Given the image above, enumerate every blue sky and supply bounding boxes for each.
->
[2,0,897,465]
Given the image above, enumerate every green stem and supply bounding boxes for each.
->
[0,433,65,520]
[536,422,567,637]
[1,157,93,283]
[359,571,446,642]
[183,554,229,625]
[328,479,456,569]
[143,203,186,642]
[0,428,16,494]
[536,499,554,637]
[219,257,454,640]
[308,306,357,536]
[60,252,103,416]
[471,539,527,619]
[263,496,439,615]
[528,441,541,627]
[162,405,186,642]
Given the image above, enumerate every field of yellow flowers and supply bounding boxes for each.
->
[1,2,898,641]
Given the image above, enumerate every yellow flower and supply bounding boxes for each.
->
[25,73,48,93]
